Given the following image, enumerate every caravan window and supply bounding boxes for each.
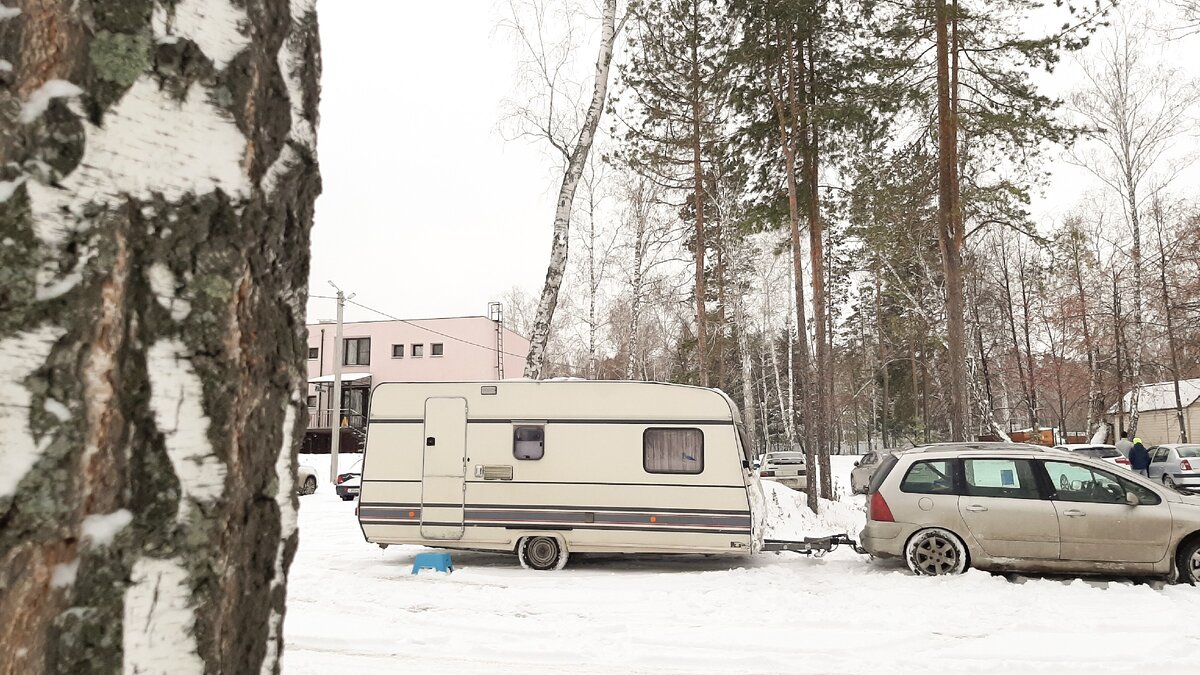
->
[513,425,544,460]
[644,428,704,474]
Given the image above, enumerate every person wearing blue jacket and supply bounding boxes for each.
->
[1130,438,1151,476]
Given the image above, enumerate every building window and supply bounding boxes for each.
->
[392,344,404,358]
[643,428,703,474]
[513,425,544,460]
[306,395,316,408]
[431,343,444,357]
[343,338,370,366]
[412,344,424,358]
[307,347,319,360]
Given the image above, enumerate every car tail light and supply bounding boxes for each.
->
[869,492,894,523]
[1183,460,1193,471]
[761,470,775,477]
[1117,457,1130,465]
[336,475,345,484]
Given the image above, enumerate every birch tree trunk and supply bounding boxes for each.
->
[0,1,320,672]
[523,0,618,379]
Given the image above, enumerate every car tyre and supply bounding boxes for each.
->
[1163,474,1177,490]
[1176,539,1200,585]
[905,527,969,576]
[301,476,317,495]
[518,536,568,571]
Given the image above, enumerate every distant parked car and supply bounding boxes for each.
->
[1052,444,1130,470]
[852,451,887,494]
[1148,444,1200,493]
[860,442,1200,582]
[335,459,363,501]
[298,464,318,495]
[759,451,807,490]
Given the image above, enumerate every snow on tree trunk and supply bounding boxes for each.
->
[0,1,320,672]
[524,0,618,380]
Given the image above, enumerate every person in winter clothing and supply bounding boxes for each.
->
[1130,438,1151,476]
[1115,431,1134,459]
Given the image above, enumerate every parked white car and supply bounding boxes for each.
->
[1052,444,1131,470]
[759,451,807,490]
[1148,444,1200,493]
[852,451,887,494]
[298,464,319,495]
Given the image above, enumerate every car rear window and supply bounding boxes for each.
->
[900,460,957,495]
[867,453,899,494]
[1177,445,1200,459]
[1074,447,1119,459]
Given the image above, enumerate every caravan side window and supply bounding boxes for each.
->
[644,428,703,474]
[513,425,544,460]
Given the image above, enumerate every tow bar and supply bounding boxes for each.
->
[762,534,868,557]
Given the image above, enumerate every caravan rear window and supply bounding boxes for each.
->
[644,428,703,474]
[513,425,544,460]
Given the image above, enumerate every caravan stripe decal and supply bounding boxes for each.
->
[358,503,751,533]
[361,501,751,516]
[370,417,735,426]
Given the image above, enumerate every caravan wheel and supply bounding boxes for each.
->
[518,536,569,571]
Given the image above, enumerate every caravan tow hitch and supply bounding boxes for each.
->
[762,534,868,557]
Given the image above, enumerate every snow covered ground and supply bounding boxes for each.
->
[283,454,1200,673]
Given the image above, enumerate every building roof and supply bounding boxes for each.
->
[1109,378,1200,414]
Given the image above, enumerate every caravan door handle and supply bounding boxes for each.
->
[1063,509,1086,518]
[964,505,988,512]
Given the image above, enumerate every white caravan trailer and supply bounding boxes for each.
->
[357,380,766,569]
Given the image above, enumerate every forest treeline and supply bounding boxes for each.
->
[501,0,1200,506]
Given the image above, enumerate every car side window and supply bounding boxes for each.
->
[1120,476,1162,505]
[1042,461,1128,504]
[1151,447,1167,463]
[963,459,1041,500]
[900,460,956,495]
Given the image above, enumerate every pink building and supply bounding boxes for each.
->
[303,313,528,451]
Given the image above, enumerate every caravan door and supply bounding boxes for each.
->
[420,397,467,540]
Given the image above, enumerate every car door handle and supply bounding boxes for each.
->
[1063,509,1086,517]
[964,505,988,512]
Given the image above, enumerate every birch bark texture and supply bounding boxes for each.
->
[0,1,320,672]
[515,0,619,379]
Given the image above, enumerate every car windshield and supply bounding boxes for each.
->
[1177,445,1200,458]
[766,453,805,464]
[1072,447,1119,459]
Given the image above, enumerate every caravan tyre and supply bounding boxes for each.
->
[518,536,569,571]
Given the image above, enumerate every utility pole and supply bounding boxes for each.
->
[329,282,354,484]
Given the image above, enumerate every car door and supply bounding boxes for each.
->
[1147,447,1166,480]
[1040,460,1172,564]
[958,458,1058,560]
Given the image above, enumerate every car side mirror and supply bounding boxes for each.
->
[1126,491,1141,507]
[854,461,861,467]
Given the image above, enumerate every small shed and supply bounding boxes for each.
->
[1108,378,1200,446]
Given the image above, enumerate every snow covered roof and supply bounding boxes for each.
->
[1108,378,1200,414]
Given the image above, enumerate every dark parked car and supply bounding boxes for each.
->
[335,459,362,501]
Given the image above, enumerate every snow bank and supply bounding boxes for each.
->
[761,479,865,541]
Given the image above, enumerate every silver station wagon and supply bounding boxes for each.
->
[860,443,1200,582]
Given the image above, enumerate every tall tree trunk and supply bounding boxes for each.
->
[1155,207,1187,442]
[0,2,321,672]
[875,270,889,449]
[626,210,646,381]
[735,297,758,454]
[1113,272,1127,437]
[1069,225,1104,439]
[935,0,968,440]
[689,0,709,387]
[804,35,832,500]
[524,0,618,379]
[1018,257,1039,434]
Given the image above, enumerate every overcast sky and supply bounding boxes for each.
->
[308,0,1199,325]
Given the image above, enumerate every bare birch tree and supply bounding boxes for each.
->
[502,0,621,379]
[0,1,320,671]
[1069,8,1200,433]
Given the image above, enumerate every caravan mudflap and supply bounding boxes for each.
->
[761,534,867,557]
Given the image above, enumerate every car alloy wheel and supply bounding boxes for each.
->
[302,476,317,495]
[1163,474,1177,489]
[906,528,968,576]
